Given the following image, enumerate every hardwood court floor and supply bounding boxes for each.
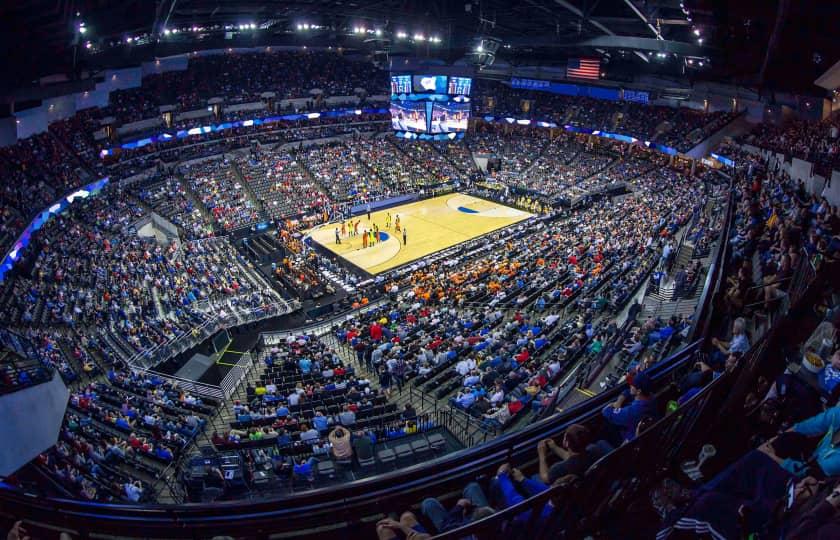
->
[308,193,533,275]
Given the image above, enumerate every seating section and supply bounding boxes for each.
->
[97,51,387,125]
[391,140,469,183]
[182,158,261,231]
[468,125,550,176]
[740,112,840,175]
[238,149,330,220]
[473,80,738,151]
[132,175,214,239]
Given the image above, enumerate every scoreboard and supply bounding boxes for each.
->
[389,73,472,138]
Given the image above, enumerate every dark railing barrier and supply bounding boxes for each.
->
[689,182,735,341]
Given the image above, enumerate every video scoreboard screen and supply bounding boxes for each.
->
[390,101,428,133]
[430,102,470,133]
[412,75,448,94]
[390,75,412,95]
[447,77,472,96]
[390,74,472,138]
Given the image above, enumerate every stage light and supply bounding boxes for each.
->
[697,37,703,44]
[164,28,171,35]
[414,33,425,41]
[375,28,382,36]
[79,26,87,34]
[396,31,407,39]
[85,41,92,49]
[687,58,694,65]
[476,44,484,52]
[297,24,302,30]
[250,23,256,29]
[698,61,704,66]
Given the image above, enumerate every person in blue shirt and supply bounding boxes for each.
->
[298,357,312,375]
[601,371,657,444]
[490,464,555,529]
[819,351,840,395]
[777,405,840,477]
[661,406,840,540]
[312,410,330,433]
[710,317,750,366]
[275,403,290,418]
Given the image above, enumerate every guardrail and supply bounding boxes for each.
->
[127,301,291,371]
[688,178,735,341]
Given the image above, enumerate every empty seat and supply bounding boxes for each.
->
[394,443,413,461]
[410,438,431,456]
[377,448,396,468]
[317,460,335,478]
[427,433,446,452]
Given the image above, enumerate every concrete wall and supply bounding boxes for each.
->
[0,371,69,476]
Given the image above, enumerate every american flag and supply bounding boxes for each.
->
[567,58,601,80]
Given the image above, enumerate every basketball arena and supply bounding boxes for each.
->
[0,1,838,539]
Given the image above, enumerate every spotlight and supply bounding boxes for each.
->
[85,41,92,49]
[250,23,256,29]
[79,26,87,34]
[698,61,704,66]
[693,28,700,36]
[414,33,425,41]
[375,28,382,36]
[396,31,407,39]
[164,28,171,35]
[476,44,484,52]
[297,24,302,30]
[697,37,703,44]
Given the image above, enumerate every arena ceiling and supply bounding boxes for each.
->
[0,0,837,94]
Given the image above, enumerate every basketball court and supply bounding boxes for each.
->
[308,193,534,275]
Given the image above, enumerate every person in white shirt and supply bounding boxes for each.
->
[124,481,143,502]
[455,357,476,376]
[288,392,300,406]
[490,385,505,407]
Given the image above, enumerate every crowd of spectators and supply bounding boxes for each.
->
[98,51,386,125]
[182,157,261,231]
[132,173,214,239]
[740,112,840,176]
[238,148,331,220]
[472,80,738,153]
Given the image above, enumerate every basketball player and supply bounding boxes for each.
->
[386,213,391,229]
[403,227,407,245]
[335,228,341,245]
[362,230,368,249]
